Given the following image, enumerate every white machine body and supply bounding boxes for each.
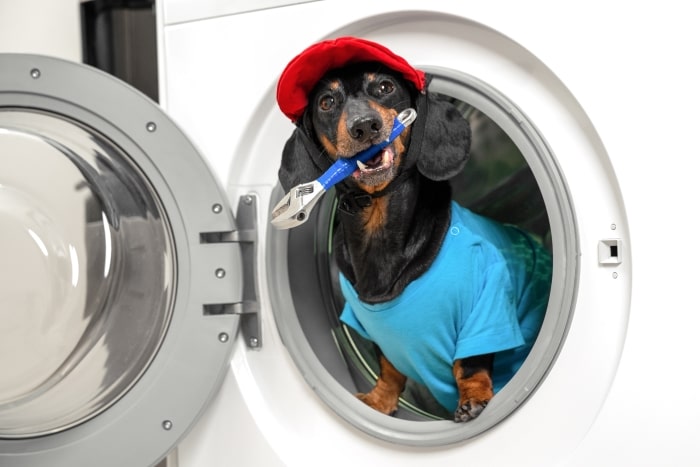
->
[0,1,697,466]
[158,1,700,466]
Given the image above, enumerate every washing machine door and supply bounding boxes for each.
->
[0,54,256,467]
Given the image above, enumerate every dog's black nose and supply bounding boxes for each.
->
[348,116,382,143]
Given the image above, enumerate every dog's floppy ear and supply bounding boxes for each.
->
[412,92,471,181]
[278,114,327,191]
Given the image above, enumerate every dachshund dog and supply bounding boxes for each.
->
[276,37,551,422]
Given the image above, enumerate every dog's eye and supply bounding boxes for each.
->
[378,80,395,95]
[318,94,335,111]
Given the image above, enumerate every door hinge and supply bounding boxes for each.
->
[201,194,261,349]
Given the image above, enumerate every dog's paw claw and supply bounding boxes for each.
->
[453,399,488,422]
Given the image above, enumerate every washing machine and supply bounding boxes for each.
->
[1,0,699,466]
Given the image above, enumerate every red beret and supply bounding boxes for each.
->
[276,36,426,123]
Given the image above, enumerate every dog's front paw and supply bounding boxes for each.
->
[453,398,488,422]
[356,392,399,416]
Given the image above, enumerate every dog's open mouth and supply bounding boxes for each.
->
[352,146,395,185]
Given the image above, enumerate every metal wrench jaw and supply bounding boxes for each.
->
[270,180,325,229]
[397,107,417,127]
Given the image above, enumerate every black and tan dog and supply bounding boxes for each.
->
[276,37,551,422]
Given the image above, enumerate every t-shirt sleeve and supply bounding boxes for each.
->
[340,302,371,340]
[454,246,525,360]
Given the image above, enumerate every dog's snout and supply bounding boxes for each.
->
[348,115,383,143]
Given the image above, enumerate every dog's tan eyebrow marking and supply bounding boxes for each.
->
[329,80,341,90]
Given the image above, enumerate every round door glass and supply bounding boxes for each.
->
[0,108,175,438]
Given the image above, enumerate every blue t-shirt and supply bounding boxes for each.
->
[340,202,552,412]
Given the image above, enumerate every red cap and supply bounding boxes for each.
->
[276,36,426,123]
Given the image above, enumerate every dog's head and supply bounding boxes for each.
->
[276,37,471,193]
[308,63,412,191]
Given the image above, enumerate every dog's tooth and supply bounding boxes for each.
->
[357,160,368,171]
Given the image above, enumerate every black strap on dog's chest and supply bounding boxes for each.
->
[337,192,373,215]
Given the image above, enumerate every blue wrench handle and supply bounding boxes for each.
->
[317,111,413,190]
